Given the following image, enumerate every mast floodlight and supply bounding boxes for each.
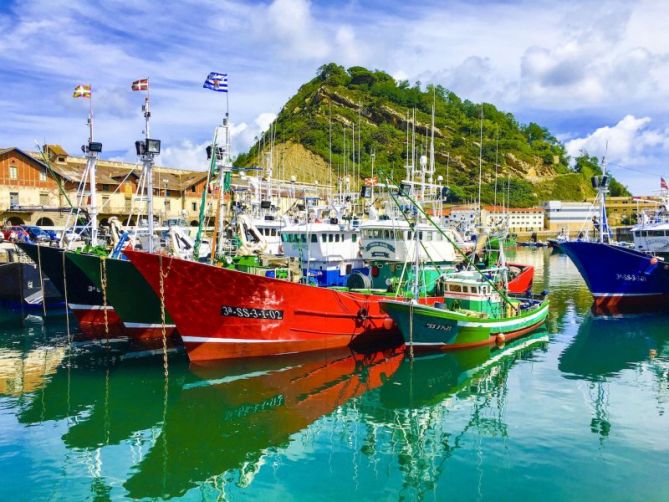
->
[146,138,161,154]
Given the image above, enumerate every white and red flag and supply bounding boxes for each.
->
[131,78,149,91]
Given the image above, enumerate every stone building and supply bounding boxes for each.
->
[0,145,330,229]
[0,145,210,228]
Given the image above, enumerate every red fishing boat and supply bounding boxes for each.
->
[508,263,535,295]
[125,250,435,361]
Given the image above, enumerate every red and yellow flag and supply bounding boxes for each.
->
[72,84,91,98]
[132,78,149,91]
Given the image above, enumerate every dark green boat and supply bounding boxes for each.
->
[66,253,177,342]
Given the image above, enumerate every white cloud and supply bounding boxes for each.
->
[159,140,209,170]
[263,0,330,60]
[565,115,665,164]
[255,113,277,134]
[158,112,278,169]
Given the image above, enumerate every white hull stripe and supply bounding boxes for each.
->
[458,305,549,328]
[592,292,667,297]
[69,303,114,311]
[182,336,296,344]
[124,322,177,329]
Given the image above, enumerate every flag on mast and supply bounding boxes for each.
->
[661,177,668,190]
[132,78,149,91]
[73,84,91,98]
[203,72,228,92]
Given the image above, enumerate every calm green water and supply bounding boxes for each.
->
[1,249,668,501]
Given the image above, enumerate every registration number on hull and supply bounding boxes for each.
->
[425,322,452,332]
[221,305,284,320]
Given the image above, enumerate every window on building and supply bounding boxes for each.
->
[39,168,47,182]
[191,186,196,193]
[329,234,334,242]
[311,234,317,243]
[40,193,48,206]
[9,192,19,207]
[9,165,17,180]
[192,202,197,211]
[102,195,110,208]
[335,234,340,242]
[165,200,171,211]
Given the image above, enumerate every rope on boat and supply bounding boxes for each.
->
[409,302,414,360]
[36,245,47,318]
[62,250,71,344]
[158,254,169,380]
[100,257,110,343]
[158,253,170,494]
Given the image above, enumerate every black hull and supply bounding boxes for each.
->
[16,243,103,308]
[0,261,63,315]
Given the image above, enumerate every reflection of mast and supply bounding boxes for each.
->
[588,380,611,443]
[358,335,547,499]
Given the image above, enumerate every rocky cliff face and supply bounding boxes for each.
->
[237,64,618,206]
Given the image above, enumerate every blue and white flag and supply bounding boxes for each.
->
[203,72,228,92]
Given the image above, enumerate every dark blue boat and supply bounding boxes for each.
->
[560,171,669,314]
[0,259,64,319]
[561,241,669,314]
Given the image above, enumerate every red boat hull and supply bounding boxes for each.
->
[125,251,416,362]
[70,304,123,328]
[508,263,534,295]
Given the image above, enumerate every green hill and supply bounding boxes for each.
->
[236,63,629,206]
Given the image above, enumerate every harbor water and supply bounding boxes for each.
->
[0,249,667,501]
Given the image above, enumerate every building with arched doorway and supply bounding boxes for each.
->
[2,144,331,231]
[0,145,211,228]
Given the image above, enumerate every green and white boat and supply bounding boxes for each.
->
[381,268,549,351]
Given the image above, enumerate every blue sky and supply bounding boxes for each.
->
[1,0,668,194]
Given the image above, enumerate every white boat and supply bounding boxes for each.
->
[280,216,365,287]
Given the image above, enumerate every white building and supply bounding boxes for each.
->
[543,200,598,232]
[484,206,545,232]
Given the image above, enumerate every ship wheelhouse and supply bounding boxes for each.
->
[280,222,366,287]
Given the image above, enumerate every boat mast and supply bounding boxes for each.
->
[599,158,609,244]
[141,85,156,252]
[86,88,99,246]
[477,106,484,226]
[211,114,231,261]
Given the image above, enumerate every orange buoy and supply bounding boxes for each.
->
[496,333,506,345]
[383,318,395,330]
[651,257,659,265]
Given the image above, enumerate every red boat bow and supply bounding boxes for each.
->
[124,250,403,361]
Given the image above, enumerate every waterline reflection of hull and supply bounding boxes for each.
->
[124,347,404,498]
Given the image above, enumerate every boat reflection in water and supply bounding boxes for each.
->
[2,321,550,500]
[560,314,669,380]
[124,346,405,499]
[0,320,67,397]
[357,331,550,499]
[559,314,669,439]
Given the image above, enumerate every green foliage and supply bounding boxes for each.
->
[237,63,628,206]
